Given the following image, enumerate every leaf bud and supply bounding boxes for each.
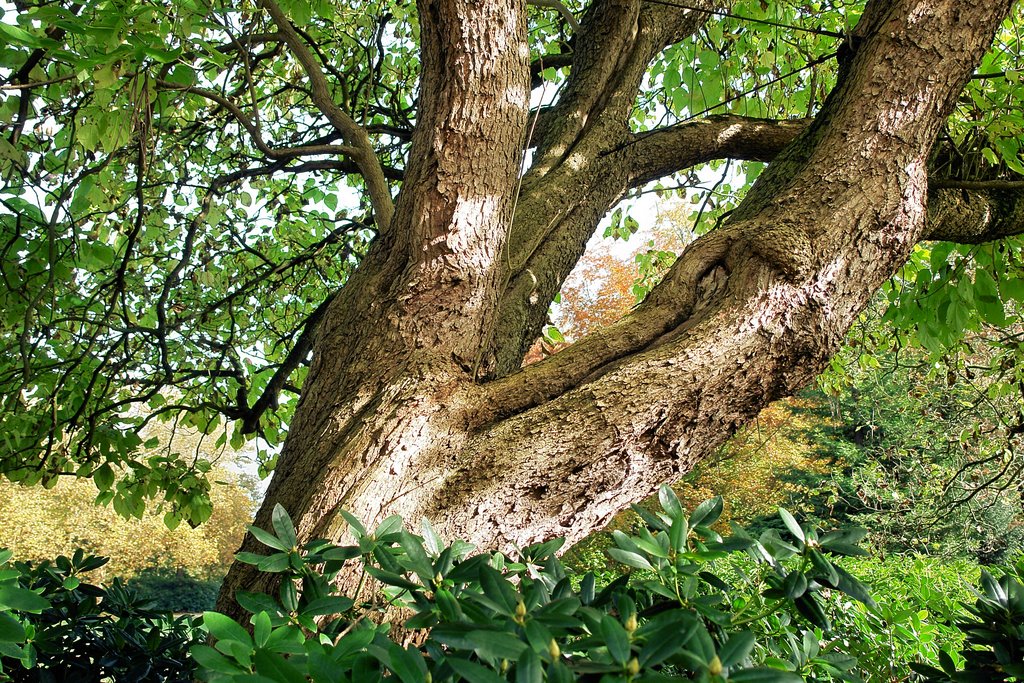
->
[548,638,561,660]
[627,657,640,676]
[515,600,527,622]
[625,613,638,633]
[709,655,722,676]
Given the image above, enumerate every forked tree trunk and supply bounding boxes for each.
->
[217,0,1014,618]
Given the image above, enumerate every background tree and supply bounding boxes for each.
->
[0,446,257,582]
[2,0,1023,616]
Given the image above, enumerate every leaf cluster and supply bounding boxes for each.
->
[0,548,197,682]
[911,560,1024,682]
[194,487,878,683]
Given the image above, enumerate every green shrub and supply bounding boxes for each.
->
[126,569,221,614]
[0,549,198,682]
[8,493,1021,682]
[192,488,879,682]
[822,556,976,681]
[911,558,1024,682]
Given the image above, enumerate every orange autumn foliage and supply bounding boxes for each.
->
[523,228,684,365]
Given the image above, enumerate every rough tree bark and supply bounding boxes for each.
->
[218,0,1018,616]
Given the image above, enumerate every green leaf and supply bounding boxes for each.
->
[689,497,724,528]
[363,566,421,592]
[249,525,290,552]
[606,547,654,571]
[808,549,839,585]
[421,518,443,556]
[340,511,367,537]
[467,629,528,661]
[254,649,307,683]
[0,613,25,643]
[974,268,1006,325]
[398,531,434,585]
[300,596,354,618]
[718,631,755,668]
[630,504,669,532]
[516,649,542,683]
[435,588,465,621]
[235,551,268,565]
[375,515,403,538]
[253,611,271,649]
[778,508,805,543]
[729,668,804,682]
[203,611,253,648]
[236,591,281,616]
[544,325,565,343]
[793,594,830,631]
[638,619,693,667]
[600,614,631,665]
[658,485,684,521]
[93,464,115,492]
[271,504,298,549]
[446,656,507,683]
[479,566,518,614]
[669,516,688,551]
[191,644,245,673]
[782,570,808,599]
[387,643,427,683]
[0,22,48,48]
[0,587,49,612]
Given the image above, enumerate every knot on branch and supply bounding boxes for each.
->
[742,221,813,281]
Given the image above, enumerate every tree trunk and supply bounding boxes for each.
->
[217,0,1014,619]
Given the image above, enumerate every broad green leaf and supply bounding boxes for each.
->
[600,614,631,665]
[658,485,684,521]
[191,644,246,674]
[729,668,804,683]
[606,548,654,571]
[271,504,298,549]
[0,613,25,643]
[689,497,724,528]
[254,649,307,683]
[516,649,542,683]
[203,611,253,648]
[0,587,49,612]
[248,526,290,552]
[718,631,755,668]
[446,657,507,683]
[467,629,528,661]
[777,508,805,543]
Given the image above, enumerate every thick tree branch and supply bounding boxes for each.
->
[478,0,1011,412]
[257,0,395,229]
[926,185,1024,244]
[622,115,811,187]
[482,0,729,375]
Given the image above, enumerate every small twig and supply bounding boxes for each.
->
[641,0,845,39]
[0,73,75,90]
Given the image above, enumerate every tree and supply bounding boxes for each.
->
[0,461,254,581]
[0,425,258,580]
[1,0,1022,617]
